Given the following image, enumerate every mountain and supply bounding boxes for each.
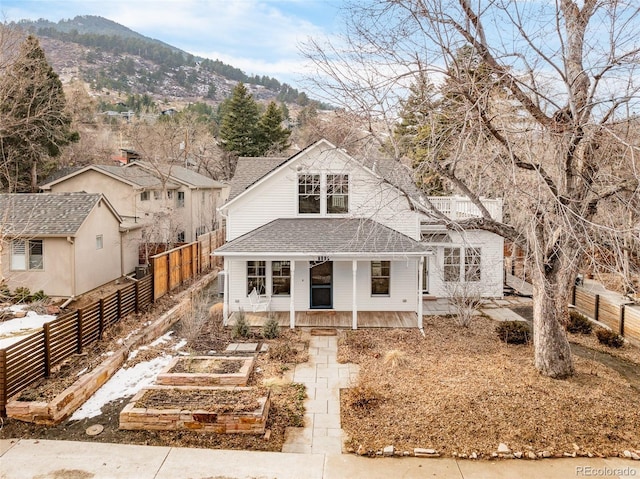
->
[13,15,318,108]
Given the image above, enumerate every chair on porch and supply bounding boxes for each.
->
[248,288,271,312]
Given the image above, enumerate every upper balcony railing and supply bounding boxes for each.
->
[426,196,503,222]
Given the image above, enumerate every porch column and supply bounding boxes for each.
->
[352,260,358,330]
[223,257,229,326]
[418,256,424,329]
[290,260,296,329]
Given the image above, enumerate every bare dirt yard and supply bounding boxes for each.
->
[338,315,640,458]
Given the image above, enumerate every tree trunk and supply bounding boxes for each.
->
[532,274,574,378]
[30,160,38,192]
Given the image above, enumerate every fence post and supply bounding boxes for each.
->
[98,299,105,339]
[134,281,140,314]
[620,305,625,337]
[43,323,51,378]
[572,285,576,306]
[116,289,122,321]
[0,348,7,416]
[77,310,83,354]
[594,294,600,323]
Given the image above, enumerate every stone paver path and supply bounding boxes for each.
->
[282,335,359,454]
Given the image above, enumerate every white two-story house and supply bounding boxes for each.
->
[215,139,503,329]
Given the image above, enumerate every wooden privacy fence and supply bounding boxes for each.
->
[572,285,640,343]
[151,227,225,300]
[0,274,153,416]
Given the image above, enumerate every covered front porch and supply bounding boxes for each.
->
[226,310,420,328]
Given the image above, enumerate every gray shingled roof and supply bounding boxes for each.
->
[130,162,225,189]
[215,218,430,256]
[97,165,176,188]
[228,157,288,200]
[0,193,109,236]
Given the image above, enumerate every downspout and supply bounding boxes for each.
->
[67,236,76,300]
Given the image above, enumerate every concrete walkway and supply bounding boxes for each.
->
[282,334,359,454]
[1,438,638,479]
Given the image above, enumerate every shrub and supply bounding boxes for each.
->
[595,328,624,348]
[566,310,593,334]
[496,321,531,344]
[262,315,280,339]
[383,349,408,369]
[232,309,250,339]
[12,287,32,302]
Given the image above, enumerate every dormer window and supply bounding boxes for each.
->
[298,174,321,213]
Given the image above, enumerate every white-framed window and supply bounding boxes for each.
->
[444,247,461,282]
[371,261,390,296]
[177,191,185,208]
[327,174,349,214]
[298,174,321,213]
[272,261,291,296]
[153,190,161,200]
[11,239,43,271]
[167,190,174,199]
[465,247,482,282]
[96,234,103,250]
[444,247,482,282]
[247,260,266,295]
[140,191,150,201]
[177,231,185,242]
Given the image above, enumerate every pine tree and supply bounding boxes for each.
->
[257,101,291,154]
[219,82,261,156]
[0,34,78,192]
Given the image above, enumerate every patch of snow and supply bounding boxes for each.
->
[0,307,57,348]
[76,367,88,377]
[70,353,174,421]
[150,330,174,347]
[173,338,187,350]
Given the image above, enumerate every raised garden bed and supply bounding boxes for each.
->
[156,355,254,387]
[119,385,270,434]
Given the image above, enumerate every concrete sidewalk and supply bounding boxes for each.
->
[1,438,639,478]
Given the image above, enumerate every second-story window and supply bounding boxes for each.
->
[298,174,320,214]
[177,191,185,208]
[327,174,349,213]
[140,191,150,201]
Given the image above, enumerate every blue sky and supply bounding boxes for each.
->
[1,0,345,87]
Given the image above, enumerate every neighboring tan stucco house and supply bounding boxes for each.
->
[0,193,139,299]
[40,163,227,244]
[214,139,504,328]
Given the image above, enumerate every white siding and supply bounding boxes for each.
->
[225,258,418,312]
[427,230,503,298]
[225,145,420,241]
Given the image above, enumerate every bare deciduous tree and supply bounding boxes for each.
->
[302,0,640,378]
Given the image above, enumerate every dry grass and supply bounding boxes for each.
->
[339,315,640,458]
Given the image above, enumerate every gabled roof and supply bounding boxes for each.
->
[215,218,431,257]
[127,162,226,189]
[229,157,287,200]
[0,192,120,237]
[224,139,430,212]
[40,164,176,189]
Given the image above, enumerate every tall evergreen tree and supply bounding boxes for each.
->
[0,34,78,192]
[257,101,291,154]
[219,82,261,156]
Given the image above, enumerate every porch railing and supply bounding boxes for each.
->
[426,196,503,222]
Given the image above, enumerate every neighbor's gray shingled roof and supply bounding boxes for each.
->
[228,157,288,200]
[0,192,105,236]
[215,218,429,255]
